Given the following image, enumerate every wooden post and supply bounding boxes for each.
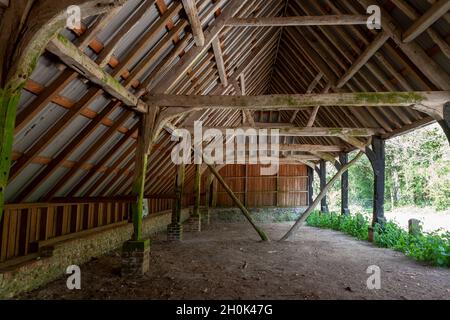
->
[207,164,269,242]
[174,164,186,224]
[130,112,156,241]
[340,153,350,215]
[212,176,218,208]
[123,111,156,277]
[307,166,314,206]
[167,163,185,241]
[193,164,201,216]
[205,173,212,224]
[366,137,386,227]
[319,160,329,213]
[205,174,212,209]
[244,164,248,207]
[281,152,364,241]
[438,102,450,145]
[0,88,21,222]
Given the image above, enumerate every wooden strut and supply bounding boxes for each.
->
[280,151,364,241]
[206,163,270,242]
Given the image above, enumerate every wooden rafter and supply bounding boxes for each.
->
[402,0,450,43]
[182,0,205,46]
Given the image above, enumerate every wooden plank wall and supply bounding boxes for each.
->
[0,199,133,263]
[216,164,309,208]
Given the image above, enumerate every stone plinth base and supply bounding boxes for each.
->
[167,223,183,241]
[121,240,150,277]
[184,215,202,232]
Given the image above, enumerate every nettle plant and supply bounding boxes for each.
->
[306,212,450,267]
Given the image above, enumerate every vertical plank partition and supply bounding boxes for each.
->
[0,199,132,263]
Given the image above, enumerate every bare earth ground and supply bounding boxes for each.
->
[384,207,450,233]
[18,222,450,300]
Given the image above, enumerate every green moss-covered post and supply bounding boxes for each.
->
[122,111,156,277]
[167,163,185,241]
[0,88,21,222]
[339,153,350,215]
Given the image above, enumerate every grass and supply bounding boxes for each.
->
[306,212,450,267]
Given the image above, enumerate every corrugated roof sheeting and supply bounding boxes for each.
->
[5,0,449,203]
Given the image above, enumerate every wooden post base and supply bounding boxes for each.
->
[167,223,183,241]
[184,213,202,233]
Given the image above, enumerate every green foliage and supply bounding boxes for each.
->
[374,222,450,267]
[321,124,449,212]
[307,212,450,267]
[306,211,369,240]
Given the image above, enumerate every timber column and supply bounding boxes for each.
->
[438,102,450,144]
[167,163,185,241]
[0,88,21,222]
[319,160,329,213]
[339,153,350,215]
[203,173,212,225]
[366,137,386,241]
[307,166,314,206]
[122,112,156,277]
[184,164,202,232]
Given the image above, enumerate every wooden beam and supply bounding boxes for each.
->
[336,31,390,88]
[338,135,368,152]
[279,144,344,152]
[212,37,228,87]
[403,0,450,43]
[191,126,382,137]
[145,92,450,110]
[47,34,147,112]
[225,15,369,26]
[182,0,205,46]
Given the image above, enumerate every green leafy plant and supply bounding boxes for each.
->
[307,212,450,267]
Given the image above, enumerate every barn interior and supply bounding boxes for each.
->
[0,0,449,299]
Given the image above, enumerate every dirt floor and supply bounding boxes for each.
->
[18,221,450,300]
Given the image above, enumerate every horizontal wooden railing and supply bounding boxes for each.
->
[0,198,132,263]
